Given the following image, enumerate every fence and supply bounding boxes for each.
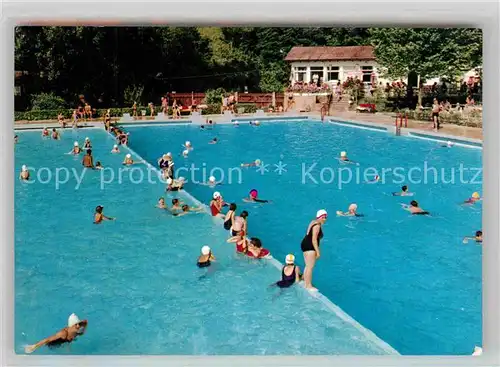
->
[167,92,284,108]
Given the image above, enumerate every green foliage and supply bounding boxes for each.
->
[30,92,67,110]
[123,85,144,106]
[259,62,288,92]
[369,28,482,80]
[204,88,227,105]
[342,77,365,102]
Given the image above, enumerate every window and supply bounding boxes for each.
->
[309,66,324,83]
[327,66,340,81]
[362,66,373,83]
[293,67,306,82]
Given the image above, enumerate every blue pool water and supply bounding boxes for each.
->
[123,120,482,355]
[15,127,397,355]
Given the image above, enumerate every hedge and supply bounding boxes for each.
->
[15,103,260,121]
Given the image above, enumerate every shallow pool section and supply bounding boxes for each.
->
[15,128,396,355]
[125,119,482,355]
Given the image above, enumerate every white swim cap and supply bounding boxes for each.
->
[349,203,358,211]
[255,159,261,165]
[21,165,27,171]
[183,149,189,156]
[213,191,221,199]
[209,176,216,182]
[285,254,295,264]
[316,209,328,219]
[472,346,482,356]
[126,153,131,159]
[85,137,89,141]
[185,141,191,146]
[166,152,172,157]
[447,141,454,146]
[340,151,347,157]
[113,144,118,148]
[74,141,79,146]
[68,313,81,327]
[178,177,185,182]
[201,246,211,255]
[166,178,173,185]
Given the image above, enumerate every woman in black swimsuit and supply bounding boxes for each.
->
[272,254,301,288]
[223,203,237,230]
[197,246,215,268]
[300,209,327,291]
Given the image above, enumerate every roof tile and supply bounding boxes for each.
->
[284,46,375,62]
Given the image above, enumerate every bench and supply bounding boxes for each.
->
[356,103,376,113]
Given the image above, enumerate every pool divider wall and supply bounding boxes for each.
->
[105,128,400,355]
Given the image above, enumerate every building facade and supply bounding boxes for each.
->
[284,46,390,86]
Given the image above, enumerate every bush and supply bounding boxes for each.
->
[205,88,226,105]
[31,93,67,110]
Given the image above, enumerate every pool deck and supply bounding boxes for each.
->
[14,111,483,141]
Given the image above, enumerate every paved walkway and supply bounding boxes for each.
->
[15,111,483,141]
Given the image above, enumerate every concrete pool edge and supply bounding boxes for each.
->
[111,130,400,356]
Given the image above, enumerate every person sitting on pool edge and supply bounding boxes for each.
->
[166,177,184,192]
[393,185,413,196]
[271,254,301,288]
[231,210,249,236]
[197,246,215,268]
[336,203,363,217]
[402,200,430,215]
[94,205,115,224]
[463,192,481,205]
[210,192,226,218]
[243,189,269,203]
[245,237,270,259]
[67,141,82,155]
[82,149,94,169]
[19,165,30,181]
[463,230,482,244]
[223,203,237,230]
[25,313,88,354]
[227,230,249,253]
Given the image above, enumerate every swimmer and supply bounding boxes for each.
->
[243,189,269,203]
[271,254,301,288]
[246,237,271,258]
[67,141,82,155]
[24,314,88,354]
[402,200,430,215]
[210,192,226,218]
[227,230,249,253]
[209,137,218,144]
[442,141,454,148]
[338,151,356,164]
[14,135,19,144]
[182,149,189,158]
[157,197,168,209]
[197,246,215,268]
[51,128,60,140]
[41,127,49,137]
[93,205,115,224]
[122,153,134,165]
[223,203,237,231]
[336,203,363,217]
[365,175,380,183]
[463,230,482,244]
[201,176,220,187]
[19,165,30,181]
[231,210,248,236]
[463,192,482,205]
[82,149,94,168]
[175,204,203,217]
[95,161,103,170]
[111,144,120,153]
[166,177,184,192]
[241,159,261,167]
[171,198,184,211]
[392,185,413,196]
[183,141,193,150]
[83,137,92,149]
[472,346,483,356]
[250,120,261,126]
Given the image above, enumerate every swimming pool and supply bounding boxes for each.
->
[14,127,397,355]
[123,119,482,355]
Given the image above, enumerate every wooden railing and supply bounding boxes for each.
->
[166,92,285,107]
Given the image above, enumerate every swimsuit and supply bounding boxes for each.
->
[197,260,211,268]
[236,241,246,253]
[412,211,430,215]
[300,223,323,252]
[276,266,296,288]
[210,202,220,216]
[223,211,233,230]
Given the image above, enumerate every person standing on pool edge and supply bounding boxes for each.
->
[300,209,327,291]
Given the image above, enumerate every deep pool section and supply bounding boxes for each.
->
[15,128,396,355]
[125,120,482,355]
